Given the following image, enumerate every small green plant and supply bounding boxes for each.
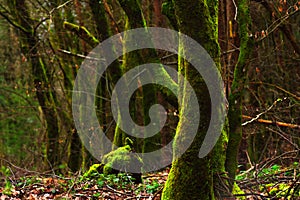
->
[0,166,14,195]
[232,182,246,200]
[105,173,135,189]
[97,179,105,188]
[235,171,246,181]
[20,176,41,186]
[83,171,136,190]
[93,192,101,198]
[257,164,281,177]
[145,180,161,194]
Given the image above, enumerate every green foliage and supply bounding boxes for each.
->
[17,176,42,187]
[107,173,135,189]
[0,87,41,164]
[235,172,246,181]
[0,170,167,198]
[93,192,101,198]
[262,182,300,199]
[145,180,160,194]
[237,164,288,180]
[257,164,281,177]
[0,166,13,195]
[82,163,137,189]
[83,170,136,190]
[134,178,163,195]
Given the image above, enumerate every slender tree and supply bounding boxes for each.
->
[225,0,254,190]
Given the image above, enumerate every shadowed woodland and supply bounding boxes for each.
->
[0,0,299,199]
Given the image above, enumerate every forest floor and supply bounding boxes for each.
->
[0,168,168,200]
[0,163,299,200]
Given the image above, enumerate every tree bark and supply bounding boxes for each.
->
[225,0,254,190]
[162,0,225,199]
[7,0,61,170]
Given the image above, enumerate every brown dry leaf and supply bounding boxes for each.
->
[27,194,38,200]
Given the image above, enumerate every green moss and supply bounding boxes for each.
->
[212,123,229,173]
[232,182,246,200]
[162,0,223,198]
[82,164,103,179]
[101,139,143,183]
[63,21,99,46]
[162,153,215,200]
[225,0,254,190]
[102,139,143,175]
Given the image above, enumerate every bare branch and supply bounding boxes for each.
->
[242,98,282,126]
[0,3,30,34]
[57,49,105,61]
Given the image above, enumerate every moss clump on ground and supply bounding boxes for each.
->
[232,182,246,200]
[82,164,104,180]
[102,138,143,183]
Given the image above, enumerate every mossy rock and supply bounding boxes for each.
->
[102,138,143,183]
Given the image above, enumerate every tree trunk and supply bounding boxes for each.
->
[114,0,162,154]
[225,0,254,190]
[8,0,61,170]
[162,0,225,199]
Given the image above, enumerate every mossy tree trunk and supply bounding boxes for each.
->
[162,0,226,199]
[48,0,83,172]
[6,0,62,170]
[88,0,120,165]
[114,0,163,154]
[60,0,121,170]
[225,0,254,190]
[113,0,145,150]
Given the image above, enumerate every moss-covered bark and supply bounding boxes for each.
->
[112,12,145,150]
[114,0,162,154]
[48,0,111,171]
[225,0,254,190]
[7,0,62,170]
[63,22,99,47]
[162,0,225,199]
[48,0,83,172]
[88,0,121,159]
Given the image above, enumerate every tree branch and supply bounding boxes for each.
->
[242,115,300,129]
[0,4,30,34]
[63,21,99,47]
